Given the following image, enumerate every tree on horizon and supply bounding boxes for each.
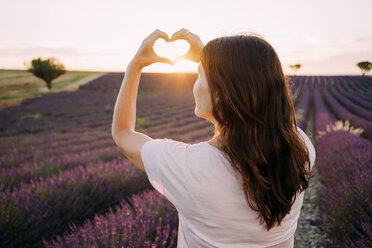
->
[356,61,371,76]
[25,57,66,90]
[288,64,302,75]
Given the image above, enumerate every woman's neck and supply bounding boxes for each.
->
[207,133,222,150]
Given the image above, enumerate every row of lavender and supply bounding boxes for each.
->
[0,72,218,247]
[0,73,370,247]
[0,73,305,193]
[315,126,371,248]
[309,76,371,247]
[0,73,198,137]
[1,73,369,139]
[42,190,180,247]
[0,127,214,245]
[294,75,372,140]
[42,74,371,247]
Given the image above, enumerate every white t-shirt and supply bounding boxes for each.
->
[141,127,316,248]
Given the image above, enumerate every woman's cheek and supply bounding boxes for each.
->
[194,81,200,102]
[193,84,196,101]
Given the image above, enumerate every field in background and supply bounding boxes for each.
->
[0,72,371,247]
[0,69,107,109]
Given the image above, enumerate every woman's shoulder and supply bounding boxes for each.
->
[161,138,223,152]
[156,139,214,159]
[296,126,316,170]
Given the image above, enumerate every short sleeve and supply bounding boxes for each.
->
[141,138,192,209]
[296,126,316,171]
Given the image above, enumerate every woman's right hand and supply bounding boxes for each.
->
[170,28,204,63]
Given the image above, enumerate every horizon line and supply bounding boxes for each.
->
[0,67,370,77]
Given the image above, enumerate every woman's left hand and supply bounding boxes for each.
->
[130,29,174,70]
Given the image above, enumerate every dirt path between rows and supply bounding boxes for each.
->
[55,72,107,92]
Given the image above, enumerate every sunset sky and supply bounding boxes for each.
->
[0,0,371,75]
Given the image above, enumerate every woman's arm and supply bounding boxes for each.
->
[112,29,173,133]
[111,60,143,133]
[111,60,152,172]
[112,28,203,134]
[111,28,202,172]
[111,29,172,172]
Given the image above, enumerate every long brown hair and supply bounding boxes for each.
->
[200,32,315,231]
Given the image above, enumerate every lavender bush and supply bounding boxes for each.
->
[0,145,122,190]
[321,79,372,140]
[315,123,372,247]
[0,158,151,247]
[43,189,179,248]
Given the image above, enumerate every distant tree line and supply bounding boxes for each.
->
[287,61,371,76]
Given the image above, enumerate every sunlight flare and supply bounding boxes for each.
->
[153,38,190,64]
[143,59,197,73]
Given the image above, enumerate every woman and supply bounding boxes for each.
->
[112,28,316,248]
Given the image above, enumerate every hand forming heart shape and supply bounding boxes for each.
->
[131,29,204,70]
[153,38,190,65]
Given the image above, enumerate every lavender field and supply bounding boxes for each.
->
[0,72,371,247]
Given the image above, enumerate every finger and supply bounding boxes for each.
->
[158,56,173,65]
[156,30,171,42]
[170,29,189,41]
[170,31,185,41]
[149,29,170,44]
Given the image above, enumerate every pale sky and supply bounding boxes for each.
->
[0,0,371,75]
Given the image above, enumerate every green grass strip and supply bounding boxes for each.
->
[0,73,96,100]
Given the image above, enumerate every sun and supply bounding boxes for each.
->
[143,38,198,73]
